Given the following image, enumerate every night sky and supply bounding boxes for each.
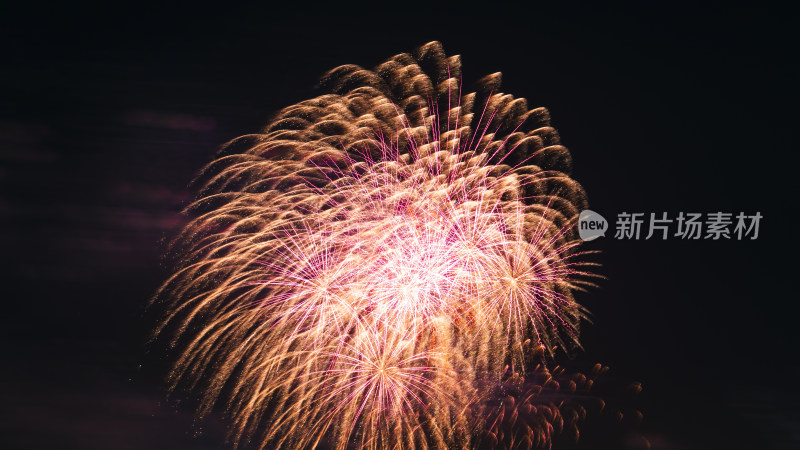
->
[1,2,798,449]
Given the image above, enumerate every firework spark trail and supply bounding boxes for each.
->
[154,41,599,449]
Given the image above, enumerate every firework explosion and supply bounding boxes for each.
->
[155,41,600,449]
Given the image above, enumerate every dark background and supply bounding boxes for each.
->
[1,2,797,449]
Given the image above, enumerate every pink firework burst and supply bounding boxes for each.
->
[154,41,599,449]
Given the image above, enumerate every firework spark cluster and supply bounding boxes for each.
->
[155,42,597,449]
